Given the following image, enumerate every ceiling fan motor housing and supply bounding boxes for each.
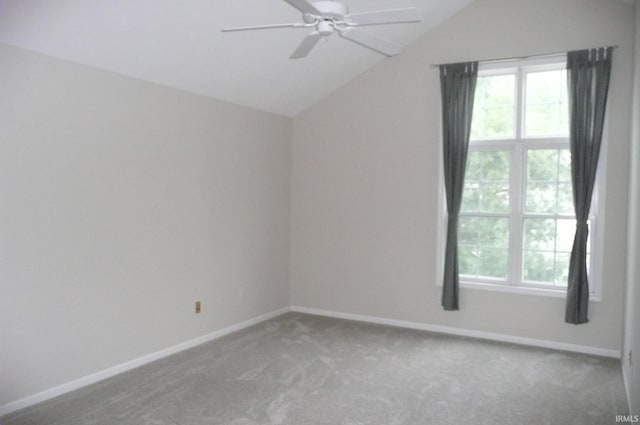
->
[317,20,333,35]
[311,1,348,19]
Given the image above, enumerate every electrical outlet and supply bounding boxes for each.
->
[195,301,201,314]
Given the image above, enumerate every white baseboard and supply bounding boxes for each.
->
[0,306,291,417]
[290,305,621,359]
[623,363,634,414]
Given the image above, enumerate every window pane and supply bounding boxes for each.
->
[557,183,574,215]
[528,149,558,182]
[525,149,572,215]
[556,219,575,252]
[554,253,570,286]
[480,183,509,212]
[522,218,585,287]
[471,74,516,139]
[460,183,480,213]
[523,251,555,284]
[481,150,510,181]
[478,217,509,248]
[462,150,510,214]
[460,217,509,247]
[558,149,572,182]
[526,182,557,213]
[524,218,556,251]
[477,248,508,279]
[459,217,509,280]
[459,245,479,276]
[524,69,569,137]
[458,216,478,245]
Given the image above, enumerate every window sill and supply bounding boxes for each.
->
[457,280,601,301]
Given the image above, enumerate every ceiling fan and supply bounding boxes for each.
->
[221,0,423,59]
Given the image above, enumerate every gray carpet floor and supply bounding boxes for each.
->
[1,312,628,425]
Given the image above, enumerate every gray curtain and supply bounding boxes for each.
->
[439,62,478,311]
[565,47,613,324]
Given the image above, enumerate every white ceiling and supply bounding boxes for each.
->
[0,0,473,116]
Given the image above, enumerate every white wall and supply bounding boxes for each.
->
[0,43,291,406]
[623,1,640,414]
[291,0,634,352]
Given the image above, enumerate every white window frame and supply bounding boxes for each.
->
[436,55,605,300]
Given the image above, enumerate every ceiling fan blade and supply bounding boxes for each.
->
[339,27,403,57]
[346,8,423,26]
[283,0,321,15]
[290,32,322,59]
[222,23,307,32]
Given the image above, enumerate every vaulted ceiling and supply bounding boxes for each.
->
[0,0,474,116]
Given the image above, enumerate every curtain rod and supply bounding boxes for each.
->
[428,45,618,69]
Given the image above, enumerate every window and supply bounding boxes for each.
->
[441,56,604,298]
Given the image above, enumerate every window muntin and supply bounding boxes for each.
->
[457,57,599,295]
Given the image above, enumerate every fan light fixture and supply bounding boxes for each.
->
[222,0,423,59]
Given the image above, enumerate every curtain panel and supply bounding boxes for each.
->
[565,47,613,324]
[439,62,478,311]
